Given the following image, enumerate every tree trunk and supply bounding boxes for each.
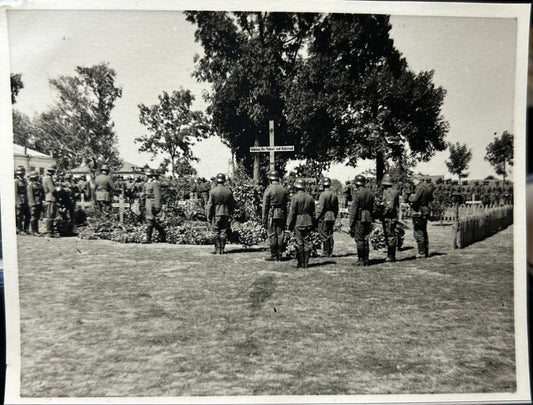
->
[376,151,385,185]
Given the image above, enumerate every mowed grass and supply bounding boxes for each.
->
[15,222,515,397]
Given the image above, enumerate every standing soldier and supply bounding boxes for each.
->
[141,169,166,244]
[206,173,235,254]
[14,166,30,234]
[343,180,353,208]
[409,177,433,259]
[262,170,289,261]
[349,174,375,266]
[481,180,491,208]
[316,177,339,257]
[42,165,58,238]
[380,173,400,262]
[27,171,44,236]
[286,178,315,268]
[94,164,115,213]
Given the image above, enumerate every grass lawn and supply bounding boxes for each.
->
[15,222,515,397]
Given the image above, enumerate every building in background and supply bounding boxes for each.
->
[13,144,56,175]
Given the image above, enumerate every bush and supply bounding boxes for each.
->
[369,225,405,250]
[229,221,267,247]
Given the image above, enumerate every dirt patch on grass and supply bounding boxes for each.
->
[15,223,515,396]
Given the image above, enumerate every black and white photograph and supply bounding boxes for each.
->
[0,1,529,403]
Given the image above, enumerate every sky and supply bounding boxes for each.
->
[6,9,518,182]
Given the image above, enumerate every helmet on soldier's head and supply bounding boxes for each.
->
[354,174,366,186]
[145,168,155,177]
[48,165,57,173]
[267,170,280,181]
[15,166,25,175]
[216,173,226,183]
[29,171,39,179]
[294,178,306,190]
[322,177,332,187]
[381,174,393,186]
[100,164,109,173]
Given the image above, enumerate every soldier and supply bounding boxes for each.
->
[141,168,166,244]
[14,166,30,234]
[316,177,339,257]
[286,178,315,268]
[27,171,44,236]
[262,170,289,261]
[94,164,115,213]
[206,173,235,254]
[409,177,433,258]
[481,180,491,207]
[42,165,58,238]
[380,173,400,262]
[349,174,375,266]
[503,181,513,205]
[343,180,353,208]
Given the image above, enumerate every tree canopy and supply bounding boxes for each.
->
[10,73,24,104]
[186,12,448,182]
[445,142,472,180]
[485,131,513,183]
[30,63,123,170]
[136,88,209,178]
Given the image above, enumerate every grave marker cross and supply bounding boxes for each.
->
[250,120,294,175]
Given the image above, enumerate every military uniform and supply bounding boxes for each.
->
[27,173,45,235]
[94,168,115,212]
[14,169,30,234]
[349,176,375,266]
[141,171,166,243]
[262,175,289,261]
[316,180,339,257]
[409,180,433,258]
[287,181,315,268]
[381,175,400,262]
[42,168,58,237]
[206,174,235,254]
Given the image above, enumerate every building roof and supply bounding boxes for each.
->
[13,144,53,158]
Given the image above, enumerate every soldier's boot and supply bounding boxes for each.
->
[416,243,426,259]
[295,249,303,268]
[155,224,166,243]
[385,246,396,262]
[220,238,226,254]
[303,250,311,268]
[355,248,365,266]
[212,238,220,254]
[142,226,153,244]
[45,219,54,238]
[265,247,277,261]
[31,220,41,237]
[363,242,370,266]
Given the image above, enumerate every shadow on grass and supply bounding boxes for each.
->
[398,245,414,252]
[225,246,269,254]
[306,260,337,268]
[329,252,357,258]
[398,251,447,262]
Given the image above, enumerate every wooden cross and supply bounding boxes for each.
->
[112,194,130,223]
[76,194,93,210]
[250,120,294,172]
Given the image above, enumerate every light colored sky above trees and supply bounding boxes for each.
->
[7,9,518,181]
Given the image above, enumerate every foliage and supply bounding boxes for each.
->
[285,14,449,183]
[185,11,319,177]
[445,142,472,180]
[136,88,209,178]
[229,221,267,247]
[12,110,37,147]
[485,131,513,182]
[285,230,322,258]
[30,63,123,170]
[229,163,263,222]
[10,73,23,104]
[369,225,405,250]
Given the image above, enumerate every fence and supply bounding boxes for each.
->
[452,206,513,249]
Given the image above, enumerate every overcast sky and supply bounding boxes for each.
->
[7,9,518,181]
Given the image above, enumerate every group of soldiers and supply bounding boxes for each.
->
[15,162,509,268]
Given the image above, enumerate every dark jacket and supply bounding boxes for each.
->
[349,186,375,227]
[409,182,433,216]
[287,190,315,230]
[206,184,236,220]
[316,189,339,222]
[262,182,289,224]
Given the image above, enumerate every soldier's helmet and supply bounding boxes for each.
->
[345,180,351,185]
[216,173,226,183]
[354,174,366,186]
[267,170,280,181]
[100,164,110,173]
[15,166,26,175]
[322,177,332,187]
[381,174,393,186]
[145,168,156,177]
[294,178,306,190]
[29,171,39,179]
[48,165,57,173]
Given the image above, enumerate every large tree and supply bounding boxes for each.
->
[185,11,319,180]
[32,63,123,170]
[445,142,472,181]
[485,131,513,183]
[136,88,209,178]
[286,14,448,184]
